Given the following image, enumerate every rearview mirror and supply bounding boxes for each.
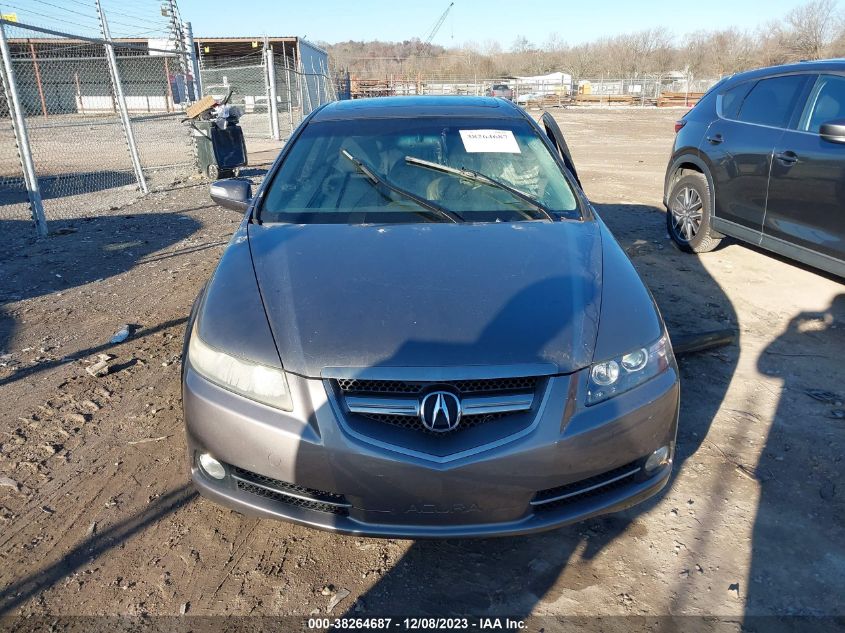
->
[819,119,845,144]
[210,178,252,211]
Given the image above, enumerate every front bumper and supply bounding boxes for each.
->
[183,366,679,538]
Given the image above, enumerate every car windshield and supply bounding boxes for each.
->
[259,117,580,224]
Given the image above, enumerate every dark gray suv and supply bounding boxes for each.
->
[664,61,845,277]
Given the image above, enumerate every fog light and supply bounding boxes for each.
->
[644,445,671,474]
[198,452,226,480]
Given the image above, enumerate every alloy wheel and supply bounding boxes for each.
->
[670,186,703,242]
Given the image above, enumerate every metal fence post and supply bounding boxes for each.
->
[320,59,335,102]
[184,21,202,98]
[0,19,47,236]
[319,59,327,102]
[283,50,294,136]
[311,59,321,105]
[262,39,271,137]
[298,58,310,116]
[95,1,148,194]
[265,45,280,140]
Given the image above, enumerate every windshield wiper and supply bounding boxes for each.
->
[404,155,555,222]
[341,150,463,223]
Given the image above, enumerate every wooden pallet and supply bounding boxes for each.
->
[520,94,569,108]
[574,94,634,104]
[657,92,704,107]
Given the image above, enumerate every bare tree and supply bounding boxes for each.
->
[781,0,841,59]
[510,35,534,54]
[831,25,845,55]
[325,0,844,84]
[697,28,757,76]
[564,42,602,82]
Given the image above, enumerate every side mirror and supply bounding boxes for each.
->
[819,119,845,144]
[209,178,252,211]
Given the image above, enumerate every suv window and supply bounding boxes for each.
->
[737,75,808,128]
[720,82,753,119]
[801,74,845,133]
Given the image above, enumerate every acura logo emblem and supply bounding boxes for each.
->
[420,391,461,432]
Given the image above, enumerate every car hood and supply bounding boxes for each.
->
[248,221,603,378]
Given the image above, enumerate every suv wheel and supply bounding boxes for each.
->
[666,172,722,253]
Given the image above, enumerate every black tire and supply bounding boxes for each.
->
[666,171,722,253]
[206,163,219,180]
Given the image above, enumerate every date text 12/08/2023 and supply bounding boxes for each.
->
[306,617,527,630]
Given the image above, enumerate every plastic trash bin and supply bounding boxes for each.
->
[191,119,248,179]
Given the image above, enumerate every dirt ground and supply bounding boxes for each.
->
[0,108,843,628]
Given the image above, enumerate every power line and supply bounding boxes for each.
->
[64,0,164,23]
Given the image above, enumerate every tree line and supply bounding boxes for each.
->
[321,0,845,80]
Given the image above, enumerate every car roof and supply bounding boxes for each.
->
[724,59,845,85]
[310,96,525,122]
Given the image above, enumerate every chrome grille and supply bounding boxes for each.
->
[333,376,541,437]
[336,376,538,396]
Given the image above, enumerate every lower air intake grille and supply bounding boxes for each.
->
[532,461,641,512]
[230,465,349,516]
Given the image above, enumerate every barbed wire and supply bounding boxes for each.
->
[1,0,178,40]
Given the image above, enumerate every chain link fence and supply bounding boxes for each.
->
[273,54,305,138]
[200,63,269,138]
[198,49,333,141]
[0,48,28,220]
[6,33,140,221]
[116,50,196,190]
[341,73,721,106]
[1,18,339,233]
[0,20,196,229]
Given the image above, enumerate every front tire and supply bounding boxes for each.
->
[666,172,721,253]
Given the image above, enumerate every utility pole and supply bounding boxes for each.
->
[96,0,147,193]
[183,21,202,99]
[166,0,191,100]
[0,19,47,236]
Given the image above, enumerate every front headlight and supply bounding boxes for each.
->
[187,327,293,411]
[586,334,672,406]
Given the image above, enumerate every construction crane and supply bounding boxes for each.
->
[423,2,454,45]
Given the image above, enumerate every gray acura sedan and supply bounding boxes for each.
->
[182,96,679,538]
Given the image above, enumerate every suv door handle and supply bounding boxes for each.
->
[776,150,798,165]
[706,134,724,145]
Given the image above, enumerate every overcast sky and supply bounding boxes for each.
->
[178,0,812,45]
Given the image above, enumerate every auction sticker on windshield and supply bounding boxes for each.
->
[459,129,521,153]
